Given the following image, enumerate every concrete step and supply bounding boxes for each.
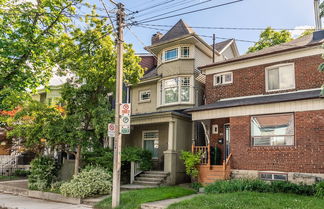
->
[136,177,163,182]
[144,171,169,175]
[133,180,161,185]
[140,174,167,178]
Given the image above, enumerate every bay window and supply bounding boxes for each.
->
[251,113,294,146]
[160,76,193,105]
[163,46,190,62]
[165,48,178,61]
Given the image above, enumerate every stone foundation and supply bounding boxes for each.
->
[231,169,324,185]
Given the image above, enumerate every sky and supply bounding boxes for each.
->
[84,0,318,54]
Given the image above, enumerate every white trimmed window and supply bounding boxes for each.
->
[163,46,190,62]
[266,63,295,91]
[159,76,193,105]
[165,48,178,61]
[251,113,295,146]
[143,131,159,159]
[181,46,190,58]
[139,90,151,102]
[213,72,233,86]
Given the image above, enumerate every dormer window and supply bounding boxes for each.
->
[165,48,178,61]
[266,63,295,92]
[181,47,190,58]
[162,46,190,62]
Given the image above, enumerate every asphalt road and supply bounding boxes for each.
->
[0,193,92,209]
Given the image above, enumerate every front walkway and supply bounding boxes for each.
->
[0,193,91,209]
[141,194,202,209]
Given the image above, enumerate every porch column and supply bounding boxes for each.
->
[164,121,177,185]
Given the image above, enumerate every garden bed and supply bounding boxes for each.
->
[95,186,196,209]
[168,192,324,209]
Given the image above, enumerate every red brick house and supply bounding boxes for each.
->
[187,31,324,184]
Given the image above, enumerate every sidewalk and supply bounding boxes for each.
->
[0,193,91,209]
[141,194,202,209]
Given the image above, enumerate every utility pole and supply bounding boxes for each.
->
[212,34,215,63]
[111,1,125,208]
[314,0,322,31]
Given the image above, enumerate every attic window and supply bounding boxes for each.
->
[165,48,178,61]
[181,47,190,58]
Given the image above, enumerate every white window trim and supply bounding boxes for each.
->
[265,63,295,92]
[157,75,194,107]
[250,113,295,147]
[162,45,192,63]
[142,130,159,159]
[139,90,151,103]
[213,72,233,86]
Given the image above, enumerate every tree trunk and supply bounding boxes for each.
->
[74,144,81,175]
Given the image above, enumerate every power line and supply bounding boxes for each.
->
[131,0,244,25]
[137,23,313,31]
[137,0,217,22]
[99,0,117,35]
[132,0,177,14]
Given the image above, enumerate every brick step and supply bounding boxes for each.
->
[133,180,161,185]
[205,173,225,176]
[135,177,163,182]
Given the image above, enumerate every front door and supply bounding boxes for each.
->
[143,131,159,159]
[224,124,230,160]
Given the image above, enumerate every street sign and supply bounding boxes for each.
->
[120,103,131,135]
[120,115,130,126]
[120,103,131,116]
[120,126,130,134]
[108,123,115,137]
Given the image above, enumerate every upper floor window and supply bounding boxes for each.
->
[266,63,295,92]
[213,72,233,86]
[163,46,190,62]
[160,76,193,105]
[251,113,294,146]
[181,47,190,58]
[139,90,151,102]
[165,48,178,61]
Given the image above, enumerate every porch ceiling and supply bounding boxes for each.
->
[130,110,191,125]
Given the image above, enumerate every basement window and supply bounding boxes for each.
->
[260,172,288,181]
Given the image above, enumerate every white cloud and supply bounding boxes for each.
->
[290,25,315,38]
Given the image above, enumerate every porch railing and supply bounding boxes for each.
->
[130,161,142,184]
[192,145,211,166]
[223,153,232,179]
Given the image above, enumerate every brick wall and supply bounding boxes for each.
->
[230,110,324,174]
[206,55,324,104]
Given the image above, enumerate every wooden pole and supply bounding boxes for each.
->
[112,2,124,208]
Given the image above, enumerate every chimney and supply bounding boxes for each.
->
[151,32,163,45]
[314,0,322,31]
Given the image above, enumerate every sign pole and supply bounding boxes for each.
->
[112,2,125,208]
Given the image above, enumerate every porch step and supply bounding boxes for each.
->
[133,171,169,186]
[133,180,161,185]
[136,177,164,182]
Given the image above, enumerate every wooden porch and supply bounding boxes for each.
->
[192,145,232,184]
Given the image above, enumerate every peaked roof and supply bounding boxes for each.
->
[200,31,324,69]
[154,19,195,44]
[211,39,233,52]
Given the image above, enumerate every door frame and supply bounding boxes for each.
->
[224,123,231,160]
[142,130,159,160]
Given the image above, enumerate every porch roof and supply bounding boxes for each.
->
[186,89,322,113]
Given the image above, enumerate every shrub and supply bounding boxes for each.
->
[315,181,324,198]
[191,182,202,191]
[270,181,315,196]
[180,151,201,179]
[205,179,316,196]
[122,146,152,171]
[14,169,31,177]
[28,156,58,191]
[60,166,112,198]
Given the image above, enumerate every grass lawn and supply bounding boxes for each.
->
[0,176,22,181]
[95,186,196,209]
[168,192,324,209]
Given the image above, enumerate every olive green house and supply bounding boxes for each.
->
[123,20,239,185]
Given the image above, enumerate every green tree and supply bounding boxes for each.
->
[247,27,293,53]
[298,29,315,38]
[0,0,82,110]
[55,14,144,174]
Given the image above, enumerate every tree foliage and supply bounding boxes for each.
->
[0,0,82,110]
[247,27,293,53]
